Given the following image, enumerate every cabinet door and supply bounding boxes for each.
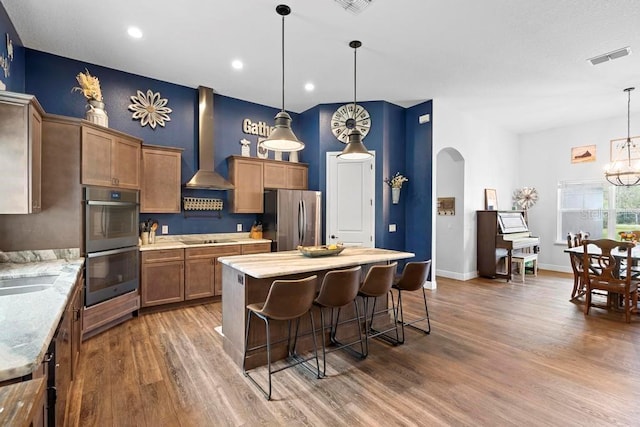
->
[229,158,264,213]
[214,245,242,296]
[141,250,185,307]
[286,164,308,189]
[81,127,113,186]
[71,275,83,379]
[0,95,43,214]
[29,105,43,211]
[184,257,215,300]
[111,137,141,189]
[263,162,287,189]
[141,146,182,213]
[55,302,72,427]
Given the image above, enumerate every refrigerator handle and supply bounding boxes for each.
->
[301,199,307,243]
[298,200,304,244]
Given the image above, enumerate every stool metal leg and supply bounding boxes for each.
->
[397,287,431,340]
[365,292,402,347]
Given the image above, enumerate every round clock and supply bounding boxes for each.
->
[331,103,371,143]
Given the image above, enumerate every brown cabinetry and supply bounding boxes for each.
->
[0,92,44,214]
[81,126,141,189]
[228,156,308,213]
[228,157,264,213]
[141,145,183,213]
[141,249,185,307]
[71,274,83,379]
[241,242,272,255]
[185,245,242,298]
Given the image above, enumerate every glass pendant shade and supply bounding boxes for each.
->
[339,129,371,160]
[263,4,304,153]
[604,87,640,186]
[261,111,304,152]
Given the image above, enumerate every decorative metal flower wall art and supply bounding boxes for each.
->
[128,89,172,129]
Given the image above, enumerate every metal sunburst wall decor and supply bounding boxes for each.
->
[128,89,172,129]
[513,187,539,210]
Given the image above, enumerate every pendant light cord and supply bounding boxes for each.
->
[281,13,285,112]
[353,45,357,111]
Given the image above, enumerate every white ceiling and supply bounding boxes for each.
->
[3,0,640,135]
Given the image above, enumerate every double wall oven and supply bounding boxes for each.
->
[84,187,139,306]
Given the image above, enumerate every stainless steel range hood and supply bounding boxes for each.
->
[185,86,234,190]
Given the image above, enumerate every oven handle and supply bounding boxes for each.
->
[87,246,139,258]
[86,201,139,206]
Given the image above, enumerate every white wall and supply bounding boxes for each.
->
[436,148,464,279]
[519,112,640,273]
[433,98,520,280]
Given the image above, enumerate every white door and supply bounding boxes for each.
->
[326,151,375,247]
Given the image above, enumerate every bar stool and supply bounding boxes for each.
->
[357,262,398,356]
[313,266,365,376]
[242,275,320,400]
[392,260,432,344]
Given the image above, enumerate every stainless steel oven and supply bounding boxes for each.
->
[84,187,139,253]
[84,187,140,306]
[85,246,139,306]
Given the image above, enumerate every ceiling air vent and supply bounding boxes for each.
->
[587,46,631,66]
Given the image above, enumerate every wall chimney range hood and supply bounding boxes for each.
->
[185,86,234,190]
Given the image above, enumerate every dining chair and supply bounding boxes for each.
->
[567,232,588,300]
[582,239,638,323]
[242,275,320,400]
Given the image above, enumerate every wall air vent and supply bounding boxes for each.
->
[334,0,373,14]
[587,46,631,65]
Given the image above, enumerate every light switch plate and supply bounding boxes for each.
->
[161,225,169,234]
[389,224,396,232]
[237,223,243,232]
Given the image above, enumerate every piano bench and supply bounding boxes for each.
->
[511,253,538,283]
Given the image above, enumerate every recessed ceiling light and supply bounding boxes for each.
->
[304,82,315,92]
[587,46,631,65]
[127,26,143,39]
[231,60,243,70]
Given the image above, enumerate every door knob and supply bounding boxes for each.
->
[330,235,338,239]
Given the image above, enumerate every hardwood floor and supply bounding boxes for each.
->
[67,271,640,426]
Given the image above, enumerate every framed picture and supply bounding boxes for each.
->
[610,136,640,162]
[484,189,497,210]
[571,145,596,163]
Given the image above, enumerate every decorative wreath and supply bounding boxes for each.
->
[513,187,539,210]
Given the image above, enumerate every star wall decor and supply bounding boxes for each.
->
[128,89,172,129]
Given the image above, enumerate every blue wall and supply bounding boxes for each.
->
[405,101,434,268]
[0,3,25,92]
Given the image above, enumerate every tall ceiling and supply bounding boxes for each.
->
[3,0,640,135]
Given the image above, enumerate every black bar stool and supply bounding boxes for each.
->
[392,260,432,343]
[313,266,365,376]
[356,262,398,356]
[242,275,320,400]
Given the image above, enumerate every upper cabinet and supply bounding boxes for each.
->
[227,156,308,213]
[0,92,44,214]
[81,126,141,190]
[141,145,183,213]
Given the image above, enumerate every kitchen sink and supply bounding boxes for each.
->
[0,274,58,296]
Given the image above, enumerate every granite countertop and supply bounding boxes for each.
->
[218,247,415,279]
[139,233,271,251]
[0,249,83,382]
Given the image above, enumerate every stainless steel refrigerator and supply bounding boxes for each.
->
[262,190,322,251]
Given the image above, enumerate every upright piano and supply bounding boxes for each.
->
[477,210,540,281]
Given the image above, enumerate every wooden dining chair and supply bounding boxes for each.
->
[582,239,638,323]
[567,232,589,300]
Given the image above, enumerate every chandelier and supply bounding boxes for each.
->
[604,87,640,186]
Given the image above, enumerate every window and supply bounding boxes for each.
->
[558,180,640,242]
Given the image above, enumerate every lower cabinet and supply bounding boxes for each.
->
[141,249,185,307]
[185,245,242,298]
[141,243,272,307]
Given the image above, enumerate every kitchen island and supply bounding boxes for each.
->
[219,247,414,369]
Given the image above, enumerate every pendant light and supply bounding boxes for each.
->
[605,87,640,186]
[338,40,372,160]
[261,4,304,152]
